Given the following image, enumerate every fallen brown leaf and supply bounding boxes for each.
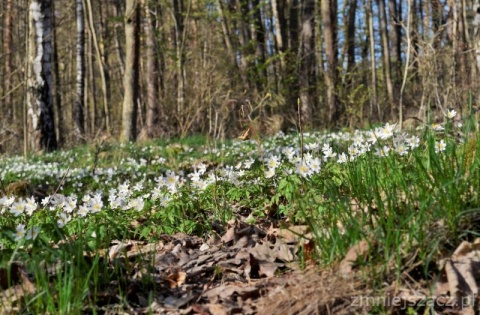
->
[339,239,369,276]
[166,270,187,288]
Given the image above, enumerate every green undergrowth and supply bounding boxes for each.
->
[0,113,479,313]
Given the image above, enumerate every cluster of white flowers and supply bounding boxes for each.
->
[14,224,40,242]
[188,163,212,190]
[1,120,458,242]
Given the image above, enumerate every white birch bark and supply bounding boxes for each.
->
[74,0,85,139]
[27,0,57,152]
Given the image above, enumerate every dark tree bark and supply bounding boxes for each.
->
[288,0,299,51]
[251,0,267,92]
[345,0,357,78]
[389,0,402,81]
[237,0,256,93]
[51,0,63,146]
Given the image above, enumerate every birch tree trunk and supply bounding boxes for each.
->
[74,0,86,140]
[27,0,57,152]
[120,0,140,142]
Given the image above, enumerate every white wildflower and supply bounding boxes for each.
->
[14,224,26,241]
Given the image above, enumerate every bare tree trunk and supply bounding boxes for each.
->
[27,0,57,152]
[345,0,357,78]
[456,0,468,90]
[85,0,110,132]
[271,0,286,70]
[142,0,160,139]
[366,0,378,117]
[389,0,402,80]
[377,0,395,118]
[50,0,63,146]
[97,0,112,123]
[237,0,255,93]
[4,0,13,122]
[216,0,235,65]
[432,0,444,48]
[251,0,267,93]
[285,0,300,115]
[173,0,186,114]
[264,0,280,93]
[321,0,338,125]
[113,0,126,77]
[288,0,299,51]
[409,0,419,74]
[299,0,316,127]
[74,0,86,140]
[120,0,140,142]
[473,4,480,105]
[86,22,96,136]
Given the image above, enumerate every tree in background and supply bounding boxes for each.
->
[26,0,57,152]
[1,0,480,153]
[322,0,339,125]
[141,0,162,140]
[298,0,316,127]
[74,0,86,141]
[3,0,13,123]
[120,0,140,142]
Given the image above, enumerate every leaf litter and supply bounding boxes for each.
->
[2,220,480,314]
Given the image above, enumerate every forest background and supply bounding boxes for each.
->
[0,0,479,154]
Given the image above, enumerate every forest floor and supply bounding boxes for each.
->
[3,216,471,315]
[58,215,477,315]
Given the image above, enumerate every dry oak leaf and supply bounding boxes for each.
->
[339,239,370,276]
[433,239,480,314]
[166,269,187,288]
